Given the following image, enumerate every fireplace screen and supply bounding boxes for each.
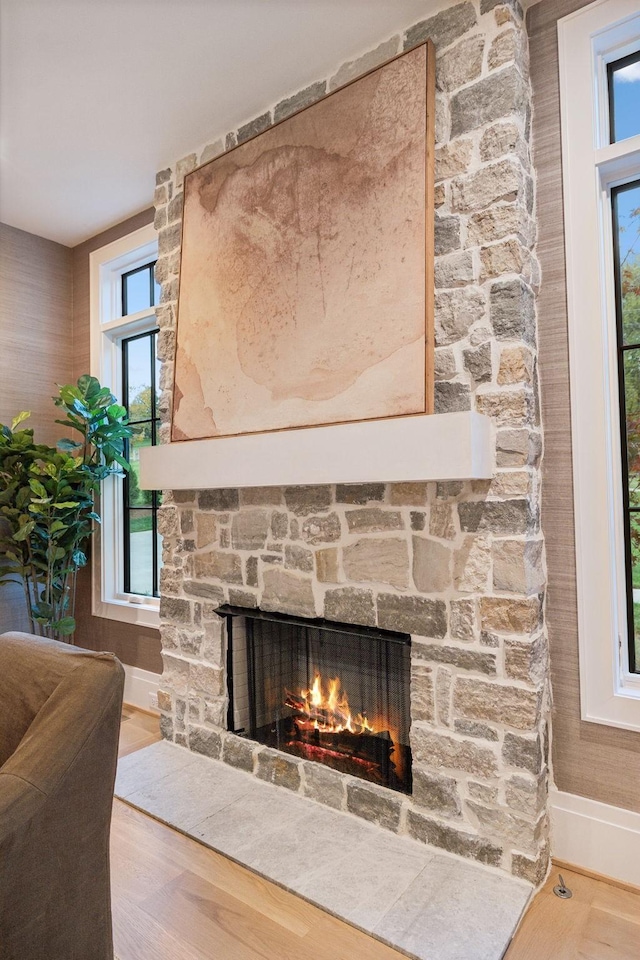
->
[220,606,412,795]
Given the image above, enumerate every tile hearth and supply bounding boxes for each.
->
[115,740,531,960]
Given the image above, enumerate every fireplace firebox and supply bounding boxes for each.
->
[219,606,412,794]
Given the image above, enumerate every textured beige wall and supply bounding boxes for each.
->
[0,223,73,633]
[528,0,640,812]
[0,223,73,444]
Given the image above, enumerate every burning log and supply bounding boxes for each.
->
[291,723,395,769]
[284,674,394,775]
[284,692,350,729]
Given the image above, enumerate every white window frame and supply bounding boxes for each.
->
[559,0,640,730]
[89,223,160,629]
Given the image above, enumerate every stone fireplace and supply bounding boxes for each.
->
[152,0,551,889]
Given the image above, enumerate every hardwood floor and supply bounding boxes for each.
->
[504,865,640,959]
[114,708,640,960]
[118,706,162,757]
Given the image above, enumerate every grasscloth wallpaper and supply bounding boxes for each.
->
[0,223,73,633]
[528,0,640,813]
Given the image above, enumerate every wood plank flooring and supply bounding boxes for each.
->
[119,706,163,757]
[113,707,640,960]
[504,865,640,959]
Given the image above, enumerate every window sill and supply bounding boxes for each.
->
[93,595,160,630]
[582,653,640,733]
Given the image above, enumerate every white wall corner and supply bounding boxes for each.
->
[550,787,640,888]
[123,664,161,713]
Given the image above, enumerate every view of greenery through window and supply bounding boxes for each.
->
[611,50,640,665]
[608,48,640,669]
[121,263,161,598]
[617,180,640,669]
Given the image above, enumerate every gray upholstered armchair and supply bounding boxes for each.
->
[0,631,124,960]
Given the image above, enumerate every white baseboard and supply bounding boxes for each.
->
[550,787,640,887]
[122,664,161,713]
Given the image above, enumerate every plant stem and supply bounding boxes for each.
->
[21,570,35,635]
[24,538,42,637]
[70,565,78,645]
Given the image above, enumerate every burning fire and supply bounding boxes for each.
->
[286,673,376,736]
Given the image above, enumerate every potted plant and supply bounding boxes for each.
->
[0,375,131,641]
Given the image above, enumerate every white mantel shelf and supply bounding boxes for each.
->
[139,411,494,490]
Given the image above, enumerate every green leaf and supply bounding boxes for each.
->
[109,451,130,471]
[56,438,82,452]
[33,600,53,618]
[11,411,31,431]
[29,479,48,498]
[15,486,31,509]
[54,501,80,509]
[77,375,101,398]
[54,616,76,635]
[46,545,66,562]
[71,398,90,418]
[13,520,35,541]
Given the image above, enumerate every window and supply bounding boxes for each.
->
[559,0,640,729]
[613,180,640,673]
[609,50,640,143]
[89,224,162,628]
[123,330,162,598]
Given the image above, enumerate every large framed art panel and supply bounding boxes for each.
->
[172,40,435,441]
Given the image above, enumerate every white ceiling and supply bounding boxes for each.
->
[0,0,451,247]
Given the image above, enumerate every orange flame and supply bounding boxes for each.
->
[292,673,376,735]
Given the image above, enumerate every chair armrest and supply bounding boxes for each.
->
[0,771,46,849]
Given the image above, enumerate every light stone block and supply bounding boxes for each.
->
[435,139,473,182]
[492,539,544,595]
[343,537,409,590]
[454,678,541,731]
[411,726,498,778]
[437,36,484,93]
[261,568,316,619]
[453,535,491,593]
[413,536,452,593]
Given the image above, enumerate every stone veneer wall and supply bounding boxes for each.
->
[153,0,551,885]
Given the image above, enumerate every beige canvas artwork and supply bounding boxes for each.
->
[172,42,433,441]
